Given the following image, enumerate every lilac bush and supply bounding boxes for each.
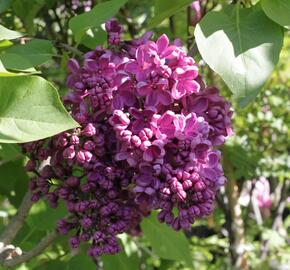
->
[22,19,233,261]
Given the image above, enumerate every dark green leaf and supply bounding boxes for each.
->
[262,0,290,28]
[0,143,22,162]
[66,253,96,270]
[33,260,67,270]
[0,24,24,41]
[0,76,79,143]
[141,212,192,267]
[0,0,12,13]
[102,251,139,270]
[0,53,37,72]
[0,158,29,207]
[69,0,127,42]
[148,0,193,28]
[195,5,283,107]
[0,39,52,71]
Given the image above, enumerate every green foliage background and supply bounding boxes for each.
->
[0,0,289,269]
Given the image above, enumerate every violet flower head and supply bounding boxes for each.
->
[22,19,233,265]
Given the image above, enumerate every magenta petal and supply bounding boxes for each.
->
[156,34,169,54]
[145,91,158,108]
[157,90,172,105]
[172,82,186,99]
[186,80,200,94]
[137,82,152,96]
[120,91,136,106]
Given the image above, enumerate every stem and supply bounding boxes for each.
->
[187,6,192,50]
[224,155,248,270]
[169,16,176,39]
[2,231,58,268]
[0,191,33,245]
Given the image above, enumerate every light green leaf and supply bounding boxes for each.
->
[262,0,290,28]
[0,24,24,41]
[195,5,283,107]
[69,0,127,42]
[102,252,139,270]
[148,0,193,28]
[0,76,79,143]
[141,212,192,267]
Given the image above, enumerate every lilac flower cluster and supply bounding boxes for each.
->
[23,19,232,260]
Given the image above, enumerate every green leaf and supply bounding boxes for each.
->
[0,24,24,41]
[0,53,37,72]
[141,212,192,267]
[2,39,53,67]
[0,76,79,143]
[66,253,96,270]
[0,0,12,13]
[80,28,107,49]
[69,0,127,42]
[262,0,290,28]
[102,252,139,270]
[195,5,283,107]
[33,260,67,270]
[0,158,29,207]
[148,0,193,28]
[27,200,66,231]
[0,143,22,162]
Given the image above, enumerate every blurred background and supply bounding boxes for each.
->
[0,0,289,269]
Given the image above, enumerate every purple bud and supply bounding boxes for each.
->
[70,236,80,249]
[82,123,96,137]
[66,176,80,187]
[63,145,75,160]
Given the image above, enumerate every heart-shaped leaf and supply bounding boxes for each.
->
[0,76,79,143]
[195,5,283,107]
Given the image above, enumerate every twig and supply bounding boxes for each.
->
[169,16,176,38]
[2,231,58,268]
[0,191,33,245]
[52,41,83,56]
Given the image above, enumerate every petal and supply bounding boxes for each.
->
[157,90,173,105]
[171,82,186,99]
[137,82,152,96]
[156,34,169,54]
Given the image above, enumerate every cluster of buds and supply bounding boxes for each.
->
[23,19,233,262]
